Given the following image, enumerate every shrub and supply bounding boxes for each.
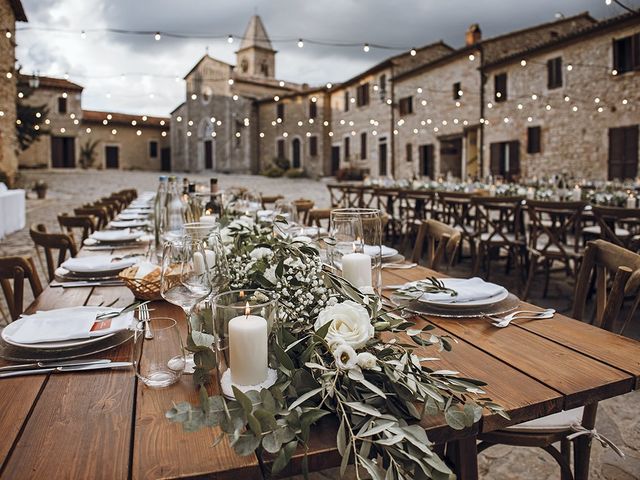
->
[261,165,285,177]
[273,157,290,171]
[284,168,306,178]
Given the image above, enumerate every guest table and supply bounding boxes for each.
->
[0,189,25,239]
[0,244,639,480]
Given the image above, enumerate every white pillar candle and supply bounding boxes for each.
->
[526,187,535,200]
[342,252,372,287]
[489,185,496,197]
[193,251,206,275]
[627,195,636,209]
[200,215,217,224]
[572,186,582,201]
[228,312,268,386]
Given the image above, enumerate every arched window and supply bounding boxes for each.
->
[260,62,269,76]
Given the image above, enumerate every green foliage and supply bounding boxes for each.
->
[284,168,306,178]
[16,85,48,152]
[261,165,285,177]
[79,139,100,169]
[273,156,291,171]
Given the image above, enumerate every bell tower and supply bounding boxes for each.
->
[235,15,276,78]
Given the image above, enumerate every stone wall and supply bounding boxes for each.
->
[0,0,18,184]
[483,22,640,180]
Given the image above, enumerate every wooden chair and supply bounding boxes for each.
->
[261,195,284,209]
[478,239,640,480]
[117,189,137,202]
[292,199,315,225]
[29,224,78,281]
[100,196,125,213]
[585,205,640,251]
[523,200,587,300]
[411,219,461,271]
[0,256,43,321]
[437,191,480,262]
[74,206,109,230]
[58,213,96,245]
[307,208,331,229]
[89,201,117,221]
[327,184,347,208]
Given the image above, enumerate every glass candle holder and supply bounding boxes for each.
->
[212,289,279,398]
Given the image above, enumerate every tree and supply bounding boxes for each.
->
[16,81,48,151]
[79,139,99,168]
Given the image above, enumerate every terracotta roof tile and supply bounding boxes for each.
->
[82,110,169,128]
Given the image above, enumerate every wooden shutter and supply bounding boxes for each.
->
[277,139,285,159]
[527,126,541,153]
[508,141,520,178]
[309,100,317,119]
[309,136,318,156]
[624,126,639,179]
[420,144,434,177]
[547,57,562,89]
[344,137,350,160]
[633,33,640,70]
[494,73,507,102]
[360,132,367,160]
[490,143,502,175]
[406,143,412,162]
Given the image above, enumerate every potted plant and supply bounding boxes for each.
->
[33,180,48,199]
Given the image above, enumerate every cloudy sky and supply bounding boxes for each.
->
[14,0,635,117]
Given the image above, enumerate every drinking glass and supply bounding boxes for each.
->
[132,317,185,388]
[273,200,302,238]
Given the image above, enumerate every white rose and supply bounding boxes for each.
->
[314,300,374,349]
[356,352,378,370]
[250,247,273,260]
[219,227,234,245]
[333,343,358,370]
[264,265,277,284]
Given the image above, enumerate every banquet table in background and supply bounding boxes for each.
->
[0,244,639,479]
[0,189,26,239]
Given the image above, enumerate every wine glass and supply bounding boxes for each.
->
[328,210,365,268]
[273,200,302,238]
[161,236,212,371]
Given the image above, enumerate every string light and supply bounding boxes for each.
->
[6,30,12,39]
[468,54,475,61]
[228,78,234,85]
[566,64,573,71]
[154,32,161,41]
[86,127,91,133]
[136,129,142,136]
[227,35,233,44]
[363,43,370,53]
[297,39,304,48]
[520,59,527,67]
[410,48,417,56]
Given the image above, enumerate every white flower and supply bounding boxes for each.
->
[314,300,374,349]
[250,247,273,260]
[264,265,277,284]
[328,337,346,352]
[219,227,234,244]
[333,344,358,370]
[356,352,378,370]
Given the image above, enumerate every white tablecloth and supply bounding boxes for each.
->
[0,189,26,239]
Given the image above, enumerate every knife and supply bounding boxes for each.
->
[0,358,111,372]
[0,362,133,378]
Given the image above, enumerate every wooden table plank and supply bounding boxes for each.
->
[132,301,261,480]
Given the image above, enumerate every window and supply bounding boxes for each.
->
[277,139,285,159]
[344,91,350,112]
[308,99,317,119]
[613,33,640,74]
[309,136,318,156]
[547,57,563,89]
[379,74,387,96]
[405,143,413,162]
[234,121,242,148]
[344,136,350,161]
[494,73,507,102]
[419,144,434,177]
[356,83,370,107]
[453,82,461,100]
[490,141,520,180]
[398,96,413,116]
[58,96,67,114]
[527,126,541,154]
[260,62,269,76]
[276,103,284,121]
[360,132,367,160]
[149,141,158,158]
[608,126,639,180]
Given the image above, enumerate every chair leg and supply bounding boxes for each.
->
[473,243,484,277]
[522,253,538,301]
[541,445,574,480]
[573,435,593,480]
[543,259,551,298]
[561,438,573,480]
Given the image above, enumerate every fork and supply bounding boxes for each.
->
[487,308,555,328]
[139,303,154,340]
[382,263,417,270]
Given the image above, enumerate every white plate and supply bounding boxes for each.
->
[109,220,148,229]
[401,278,509,308]
[2,318,117,350]
[61,255,136,274]
[364,245,398,259]
[90,230,144,243]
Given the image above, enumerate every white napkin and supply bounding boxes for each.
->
[90,229,143,242]
[7,306,134,344]
[405,277,506,304]
[116,213,148,221]
[109,219,148,228]
[61,255,136,273]
[134,261,159,279]
[363,245,397,258]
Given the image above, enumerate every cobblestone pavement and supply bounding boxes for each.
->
[2,170,639,480]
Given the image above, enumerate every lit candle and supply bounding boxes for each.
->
[342,245,372,288]
[526,187,535,200]
[489,185,497,197]
[627,194,636,209]
[572,185,582,201]
[228,303,268,385]
[200,215,217,224]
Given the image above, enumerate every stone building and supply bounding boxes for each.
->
[0,0,27,185]
[482,12,640,181]
[16,74,170,170]
[171,15,304,174]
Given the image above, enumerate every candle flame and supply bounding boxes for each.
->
[239,290,245,299]
[244,302,251,316]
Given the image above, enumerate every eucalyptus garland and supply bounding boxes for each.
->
[168,216,507,479]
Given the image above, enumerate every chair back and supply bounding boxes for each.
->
[100,196,125,213]
[327,184,347,208]
[412,219,461,270]
[292,199,315,225]
[590,205,640,250]
[472,196,525,244]
[0,256,43,321]
[90,201,117,220]
[527,200,586,256]
[573,239,640,333]
[437,191,476,239]
[74,206,109,230]
[57,213,96,244]
[261,195,284,209]
[29,224,78,281]
[307,208,331,228]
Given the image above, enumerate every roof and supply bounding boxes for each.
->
[170,102,186,115]
[18,74,83,91]
[255,85,328,104]
[82,110,169,128]
[483,11,640,70]
[9,0,27,22]
[238,15,274,52]
[332,41,455,91]
[183,54,232,80]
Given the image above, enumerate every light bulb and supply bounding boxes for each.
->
[297,39,304,48]
[227,35,233,44]
[520,59,527,67]
[566,64,573,71]
[363,44,370,53]
[410,49,417,56]
[154,32,161,41]
[468,54,475,61]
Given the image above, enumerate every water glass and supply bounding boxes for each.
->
[132,317,185,388]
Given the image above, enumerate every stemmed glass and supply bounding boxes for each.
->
[273,200,302,238]
[161,236,212,371]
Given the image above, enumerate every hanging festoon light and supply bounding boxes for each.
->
[80,30,86,39]
[5,29,12,39]
[363,43,370,53]
[154,32,161,41]
[297,38,304,48]
[520,59,527,67]
[227,34,233,44]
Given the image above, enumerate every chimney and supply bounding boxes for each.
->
[466,24,482,46]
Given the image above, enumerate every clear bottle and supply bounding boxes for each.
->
[153,175,168,247]
[163,176,187,240]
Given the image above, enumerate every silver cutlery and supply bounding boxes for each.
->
[53,281,125,288]
[382,263,418,270]
[0,359,111,372]
[487,308,555,328]
[0,361,132,378]
[381,284,407,290]
[139,303,154,340]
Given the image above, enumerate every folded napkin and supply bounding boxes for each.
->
[7,306,134,344]
[90,229,144,242]
[402,277,506,304]
[61,255,137,273]
[109,219,148,229]
[363,244,397,258]
[134,261,159,279]
[116,213,148,221]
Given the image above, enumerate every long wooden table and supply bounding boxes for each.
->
[1,243,639,480]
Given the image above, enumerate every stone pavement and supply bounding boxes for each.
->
[1,170,638,479]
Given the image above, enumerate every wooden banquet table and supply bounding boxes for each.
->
[1,244,639,480]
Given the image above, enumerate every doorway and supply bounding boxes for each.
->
[204,140,213,169]
[378,138,388,176]
[105,146,119,169]
[608,125,639,180]
[331,146,340,175]
[51,137,75,168]
[489,141,520,180]
[292,138,301,169]
[439,137,462,178]
[161,147,171,171]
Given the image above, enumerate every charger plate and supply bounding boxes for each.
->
[393,292,520,318]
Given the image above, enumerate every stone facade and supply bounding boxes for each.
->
[16,76,170,171]
[482,15,640,180]
[0,0,27,185]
